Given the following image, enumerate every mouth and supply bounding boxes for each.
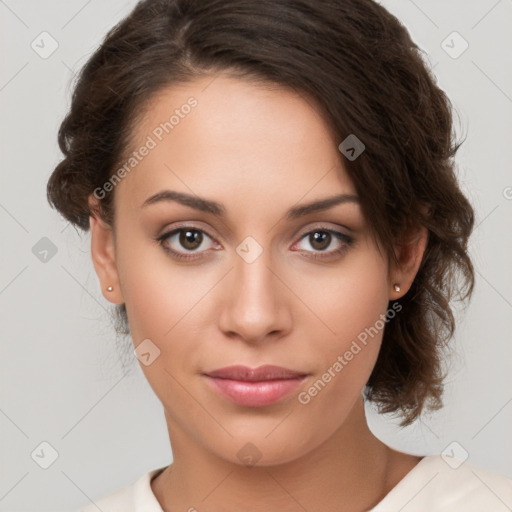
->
[202,365,309,407]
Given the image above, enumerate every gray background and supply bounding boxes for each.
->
[1,0,511,510]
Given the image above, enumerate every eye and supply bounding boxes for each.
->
[156,224,355,262]
[156,227,219,261]
[292,227,355,260]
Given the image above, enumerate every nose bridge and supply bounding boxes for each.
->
[219,239,288,343]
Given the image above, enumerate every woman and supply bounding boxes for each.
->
[47,0,512,510]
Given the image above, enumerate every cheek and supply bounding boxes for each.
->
[116,241,213,406]
[294,239,390,399]
[115,231,226,375]
[115,230,206,340]
[294,236,390,345]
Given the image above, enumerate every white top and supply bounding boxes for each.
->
[76,455,512,511]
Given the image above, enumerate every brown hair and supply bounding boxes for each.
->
[47,0,475,426]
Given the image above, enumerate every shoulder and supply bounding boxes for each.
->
[371,454,512,511]
[426,455,512,509]
[72,466,166,512]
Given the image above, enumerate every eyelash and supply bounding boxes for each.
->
[155,225,355,262]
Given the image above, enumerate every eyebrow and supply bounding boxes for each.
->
[141,190,360,219]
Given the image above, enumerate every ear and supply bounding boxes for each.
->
[88,195,125,304]
[388,225,428,300]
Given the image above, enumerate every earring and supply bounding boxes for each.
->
[107,286,113,292]
[393,284,401,292]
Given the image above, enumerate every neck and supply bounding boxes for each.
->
[152,399,419,512]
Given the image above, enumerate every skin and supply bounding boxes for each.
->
[88,74,427,511]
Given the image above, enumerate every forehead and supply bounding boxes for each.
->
[115,74,357,211]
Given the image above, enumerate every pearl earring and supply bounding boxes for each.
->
[393,284,401,292]
[107,286,113,292]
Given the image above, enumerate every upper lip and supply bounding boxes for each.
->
[204,365,308,381]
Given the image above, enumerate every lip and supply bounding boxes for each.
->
[203,365,308,407]
[205,365,307,381]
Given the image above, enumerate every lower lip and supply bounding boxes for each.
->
[204,375,306,407]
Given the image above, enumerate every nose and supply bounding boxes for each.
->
[217,247,292,345]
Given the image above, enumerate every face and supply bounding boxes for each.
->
[91,74,405,466]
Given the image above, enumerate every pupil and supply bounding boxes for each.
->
[311,231,330,251]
